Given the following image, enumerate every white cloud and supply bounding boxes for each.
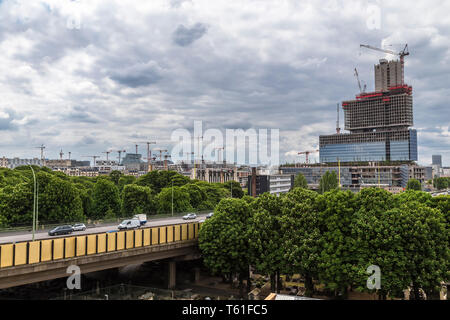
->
[0,0,449,165]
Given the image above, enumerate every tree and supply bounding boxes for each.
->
[122,184,156,215]
[279,188,322,296]
[389,202,448,299]
[223,180,244,198]
[316,189,358,297]
[318,171,338,194]
[406,179,422,191]
[0,183,33,226]
[118,175,137,192]
[293,173,308,189]
[352,188,402,299]
[198,198,252,297]
[91,179,121,219]
[248,193,284,292]
[136,171,190,194]
[181,183,206,209]
[434,177,448,190]
[36,173,84,223]
[157,186,193,214]
[109,170,123,185]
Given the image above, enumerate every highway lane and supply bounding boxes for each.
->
[0,214,208,244]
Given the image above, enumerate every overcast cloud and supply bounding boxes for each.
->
[0,0,449,165]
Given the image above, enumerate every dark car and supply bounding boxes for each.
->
[48,225,74,236]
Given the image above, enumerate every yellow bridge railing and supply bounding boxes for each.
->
[0,221,202,269]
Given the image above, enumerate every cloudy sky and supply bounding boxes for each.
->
[0,0,449,166]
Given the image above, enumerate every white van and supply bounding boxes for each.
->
[118,219,141,230]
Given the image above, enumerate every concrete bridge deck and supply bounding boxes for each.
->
[0,222,202,289]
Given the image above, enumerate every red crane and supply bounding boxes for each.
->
[298,150,319,164]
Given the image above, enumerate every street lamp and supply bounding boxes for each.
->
[28,165,37,241]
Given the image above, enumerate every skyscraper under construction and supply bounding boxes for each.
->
[319,54,418,163]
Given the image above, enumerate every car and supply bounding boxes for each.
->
[118,219,141,230]
[183,213,197,220]
[72,223,86,231]
[48,225,74,236]
[206,212,214,219]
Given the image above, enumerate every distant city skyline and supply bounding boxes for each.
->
[0,1,449,166]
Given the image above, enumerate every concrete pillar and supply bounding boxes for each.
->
[194,267,201,284]
[168,261,176,289]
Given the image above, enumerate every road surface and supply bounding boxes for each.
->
[0,214,208,244]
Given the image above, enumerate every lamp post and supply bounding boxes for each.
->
[29,165,37,241]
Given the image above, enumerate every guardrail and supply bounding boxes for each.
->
[0,210,212,234]
[0,221,202,269]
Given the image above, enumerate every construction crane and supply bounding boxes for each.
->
[298,150,319,164]
[360,43,409,85]
[82,155,99,167]
[114,150,126,165]
[214,147,224,163]
[35,144,46,162]
[354,68,366,94]
[153,149,168,167]
[102,151,111,161]
[141,141,156,172]
[163,154,171,171]
[184,152,194,163]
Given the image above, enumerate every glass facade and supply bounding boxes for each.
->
[320,129,417,163]
[320,142,386,163]
[409,129,418,161]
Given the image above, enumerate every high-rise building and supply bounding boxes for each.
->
[432,155,442,167]
[375,59,403,92]
[319,58,417,163]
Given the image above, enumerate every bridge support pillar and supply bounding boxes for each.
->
[168,261,176,289]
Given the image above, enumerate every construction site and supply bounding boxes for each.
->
[282,44,428,192]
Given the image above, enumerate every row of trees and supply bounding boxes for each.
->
[198,188,449,299]
[0,166,244,227]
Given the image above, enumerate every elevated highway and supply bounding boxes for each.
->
[0,221,203,289]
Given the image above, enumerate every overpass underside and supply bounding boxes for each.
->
[0,222,201,289]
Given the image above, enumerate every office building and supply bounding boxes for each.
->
[320,58,417,163]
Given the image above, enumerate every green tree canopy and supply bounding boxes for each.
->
[157,186,193,214]
[318,171,339,194]
[198,198,252,296]
[122,184,156,215]
[293,173,308,189]
[279,188,321,295]
[406,179,422,191]
[91,179,121,219]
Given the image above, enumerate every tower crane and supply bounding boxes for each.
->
[35,144,46,163]
[354,68,366,94]
[184,152,194,163]
[102,151,111,161]
[298,149,319,164]
[82,155,99,167]
[163,154,171,171]
[141,141,156,172]
[153,148,168,167]
[114,150,126,165]
[214,147,224,163]
[360,43,409,85]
